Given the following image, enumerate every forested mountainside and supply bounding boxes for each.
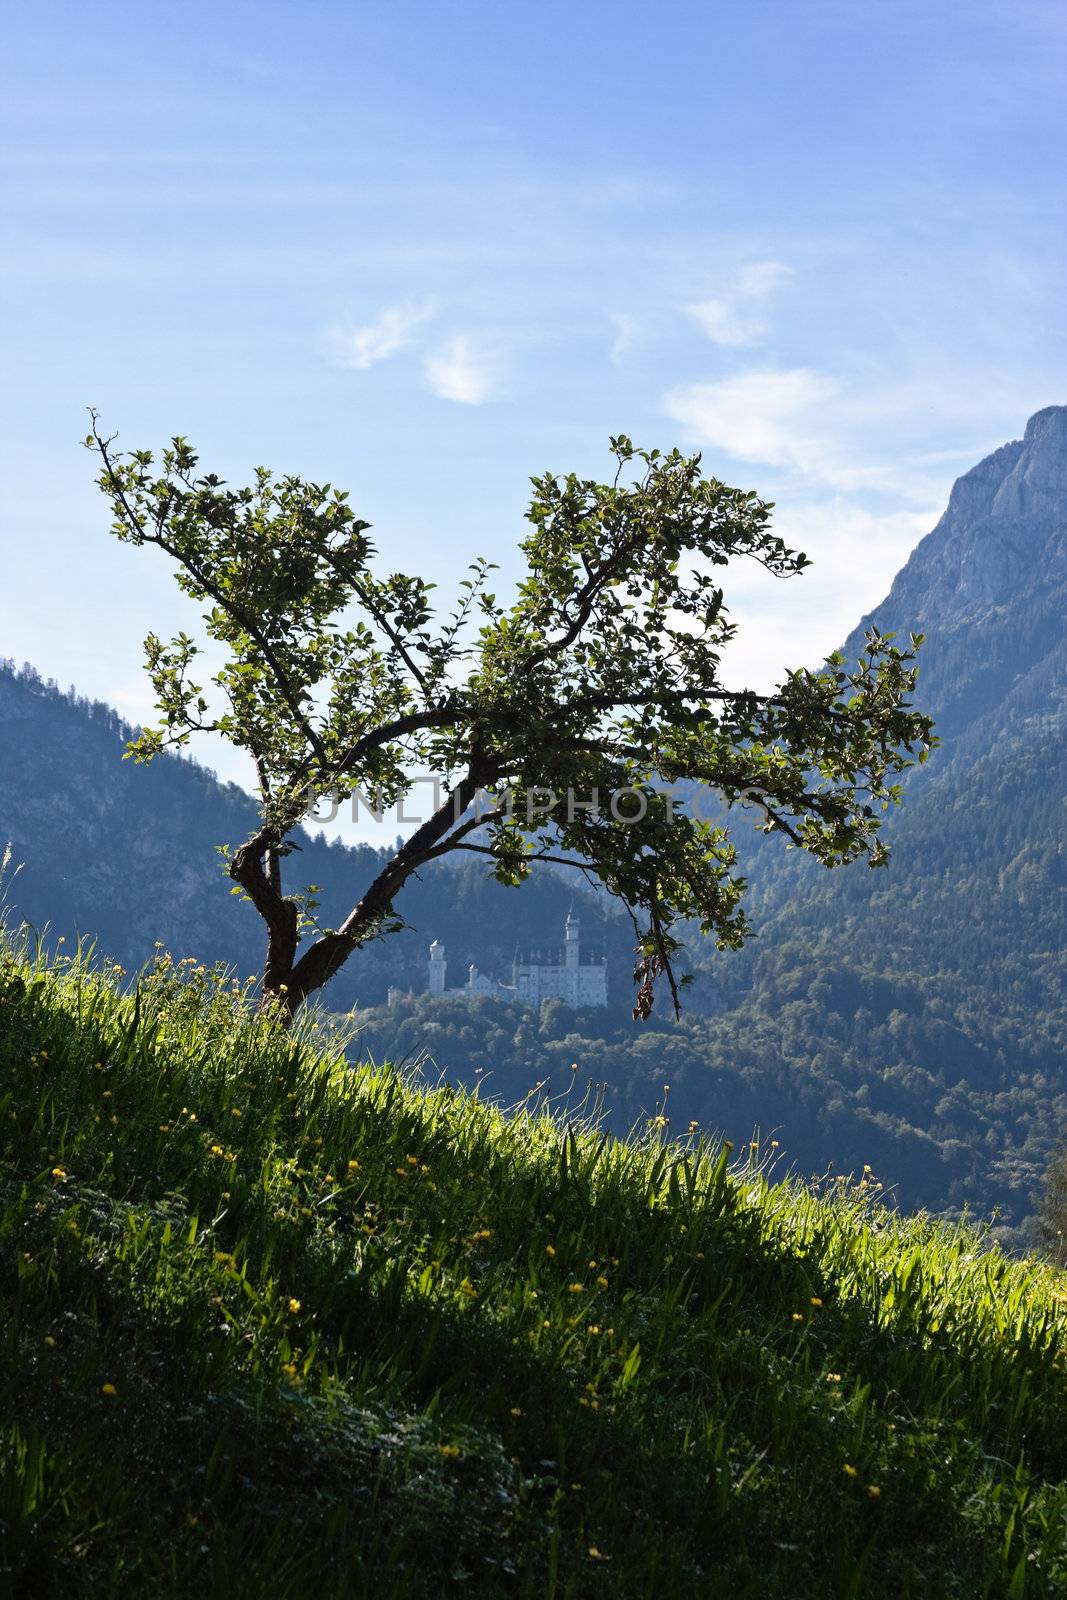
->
[696,404,1067,1228]
[1,407,1064,1232]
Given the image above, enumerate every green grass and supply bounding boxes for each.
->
[1,941,1066,1598]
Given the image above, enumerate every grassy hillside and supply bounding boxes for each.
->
[2,946,1067,1597]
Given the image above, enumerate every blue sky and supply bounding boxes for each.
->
[2,0,1064,824]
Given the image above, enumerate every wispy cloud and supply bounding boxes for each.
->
[608,311,638,365]
[664,367,839,471]
[685,298,768,348]
[715,498,937,691]
[686,258,794,348]
[663,366,944,496]
[425,336,494,404]
[734,260,794,297]
[663,366,987,498]
[333,300,436,369]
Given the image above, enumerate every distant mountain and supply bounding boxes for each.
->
[2,407,1065,1233]
[679,405,1067,1228]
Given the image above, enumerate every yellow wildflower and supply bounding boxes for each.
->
[843,1463,858,1478]
[288,1298,302,1314]
[101,1383,117,1397]
[51,1166,66,1180]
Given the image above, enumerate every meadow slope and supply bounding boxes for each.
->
[1,945,1066,1598]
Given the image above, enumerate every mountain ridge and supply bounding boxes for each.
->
[862,404,1067,631]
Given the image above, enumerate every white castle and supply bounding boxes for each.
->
[424,911,608,1009]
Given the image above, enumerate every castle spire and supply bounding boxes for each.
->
[428,938,446,996]
[564,907,580,970]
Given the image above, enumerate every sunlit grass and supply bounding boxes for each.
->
[1,936,1065,1596]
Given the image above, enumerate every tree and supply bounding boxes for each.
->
[88,416,934,1020]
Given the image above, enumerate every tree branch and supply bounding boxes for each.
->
[319,548,433,696]
[284,771,484,1005]
[91,414,329,766]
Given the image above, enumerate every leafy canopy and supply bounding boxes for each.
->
[89,415,933,1014]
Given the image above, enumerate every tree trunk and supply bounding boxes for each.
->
[256,772,483,1023]
[229,831,301,1019]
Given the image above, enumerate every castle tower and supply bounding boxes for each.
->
[564,910,580,971]
[429,939,446,996]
